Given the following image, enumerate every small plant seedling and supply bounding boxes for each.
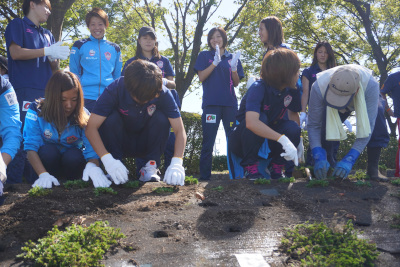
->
[378,164,387,171]
[211,186,224,192]
[123,180,140,188]
[28,186,52,197]
[153,187,175,194]
[185,176,199,185]
[355,180,372,187]
[278,177,295,183]
[307,179,329,188]
[94,187,118,196]
[17,221,125,266]
[64,180,90,189]
[348,170,368,180]
[279,220,379,266]
[391,214,400,229]
[391,178,400,186]
[254,178,271,185]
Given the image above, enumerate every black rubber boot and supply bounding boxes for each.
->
[367,147,389,182]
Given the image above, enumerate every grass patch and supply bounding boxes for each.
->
[17,221,125,266]
[28,186,52,197]
[306,179,329,188]
[355,180,372,187]
[391,178,400,186]
[348,170,369,180]
[184,176,198,185]
[64,180,90,189]
[211,186,224,192]
[280,220,379,266]
[153,187,175,194]
[94,187,117,197]
[278,177,295,183]
[254,178,271,185]
[123,180,140,188]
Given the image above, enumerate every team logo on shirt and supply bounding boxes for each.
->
[26,29,33,34]
[4,92,17,106]
[66,135,78,144]
[206,114,216,123]
[156,61,164,68]
[89,50,96,56]
[22,101,32,111]
[26,112,37,121]
[263,105,270,111]
[44,129,52,139]
[147,104,156,116]
[284,95,292,107]
[105,52,111,60]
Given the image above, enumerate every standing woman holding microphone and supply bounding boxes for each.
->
[194,27,244,181]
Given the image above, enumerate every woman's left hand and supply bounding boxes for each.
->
[230,51,241,72]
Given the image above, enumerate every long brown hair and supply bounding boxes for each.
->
[260,16,284,48]
[311,41,337,69]
[38,71,88,132]
[135,27,160,59]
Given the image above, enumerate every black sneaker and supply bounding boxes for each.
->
[244,164,263,180]
[269,163,285,179]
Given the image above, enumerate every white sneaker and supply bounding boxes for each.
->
[139,160,161,182]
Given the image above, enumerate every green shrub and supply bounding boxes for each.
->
[182,111,202,174]
[348,170,368,180]
[94,187,117,197]
[17,221,125,266]
[355,180,372,187]
[391,179,400,186]
[28,186,52,197]
[278,177,295,183]
[123,180,140,188]
[153,187,175,194]
[64,180,90,189]
[184,176,198,185]
[254,178,271,185]
[307,179,329,187]
[280,220,379,266]
[212,155,228,171]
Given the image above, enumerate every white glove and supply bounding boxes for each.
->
[297,137,305,164]
[32,172,60,189]
[343,119,352,132]
[162,78,169,86]
[212,45,221,66]
[0,152,7,186]
[277,135,299,166]
[0,180,3,196]
[230,51,241,72]
[164,157,185,186]
[246,76,257,89]
[44,42,70,60]
[101,154,129,185]
[82,162,112,188]
[300,112,307,129]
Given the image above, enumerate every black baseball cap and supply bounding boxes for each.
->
[138,26,156,39]
[0,55,7,71]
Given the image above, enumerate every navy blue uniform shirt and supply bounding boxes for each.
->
[122,55,175,78]
[301,63,322,94]
[381,71,400,118]
[194,50,244,109]
[92,77,180,133]
[5,17,55,90]
[236,80,301,125]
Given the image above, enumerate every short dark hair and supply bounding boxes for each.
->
[85,8,109,28]
[260,16,284,48]
[207,27,228,50]
[312,41,337,69]
[124,59,163,103]
[261,48,300,90]
[23,0,51,16]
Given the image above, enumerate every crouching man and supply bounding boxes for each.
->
[85,59,187,186]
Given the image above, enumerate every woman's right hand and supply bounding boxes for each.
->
[32,172,60,188]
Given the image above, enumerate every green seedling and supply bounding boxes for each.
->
[278,177,295,183]
[28,186,52,197]
[280,220,379,266]
[185,175,199,185]
[254,178,271,185]
[64,180,90,189]
[211,186,224,192]
[378,164,387,171]
[17,221,125,266]
[355,180,372,187]
[348,170,368,180]
[391,178,400,186]
[94,187,117,196]
[307,179,329,188]
[153,187,175,194]
[391,214,400,229]
[123,180,140,188]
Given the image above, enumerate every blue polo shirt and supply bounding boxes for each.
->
[5,17,55,90]
[236,80,301,125]
[381,71,400,117]
[194,50,244,109]
[301,63,322,93]
[92,77,180,133]
[122,55,175,78]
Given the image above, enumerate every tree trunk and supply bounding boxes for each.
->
[47,0,76,41]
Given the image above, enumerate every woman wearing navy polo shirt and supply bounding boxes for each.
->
[194,27,244,181]
[70,8,122,112]
[229,49,301,179]
[24,71,110,188]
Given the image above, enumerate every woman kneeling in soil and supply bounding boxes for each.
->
[229,48,301,179]
[24,71,111,188]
